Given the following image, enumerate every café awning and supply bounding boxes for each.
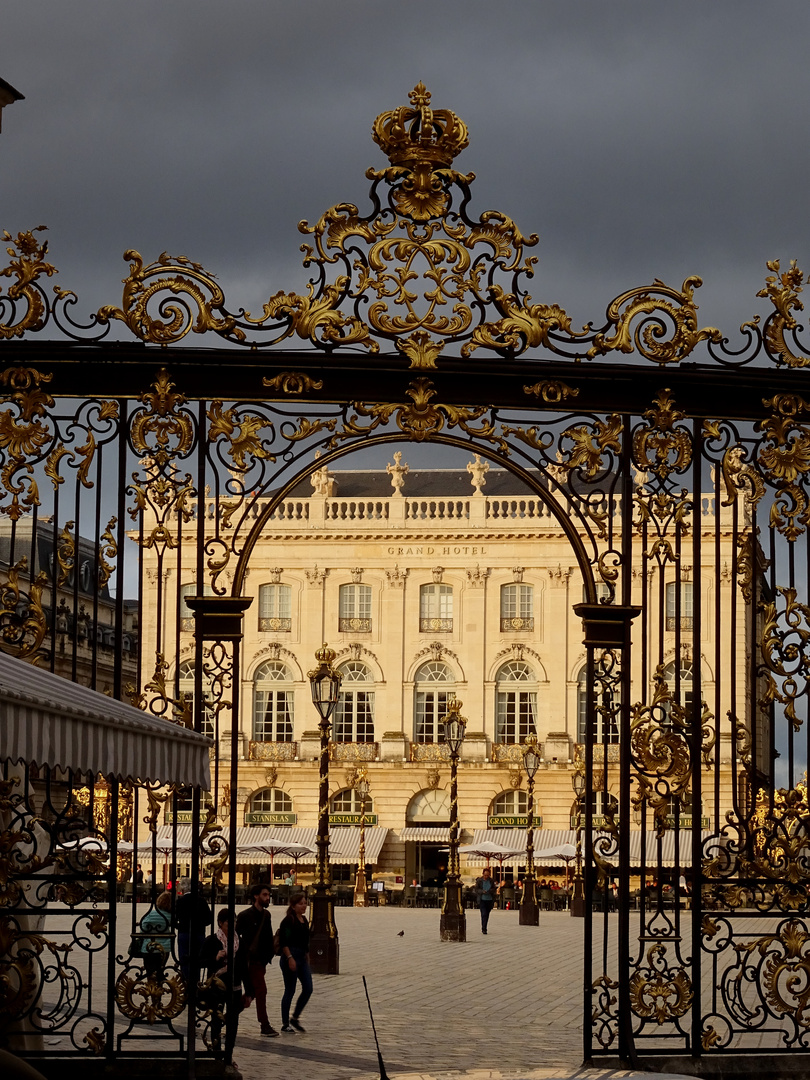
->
[400,826,452,842]
[161,824,389,865]
[0,650,212,788]
[468,827,713,868]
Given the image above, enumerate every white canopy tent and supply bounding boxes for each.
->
[0,650,212,787]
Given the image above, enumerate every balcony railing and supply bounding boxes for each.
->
[500,616,534,632]
[666,616,693,631]
[411,742,450,762]
[248,740,297,761]
[259,616,292,632]
[491,744,523,764]
[329,741,377,762]
[339,617,372,633]
[419,617,453,633]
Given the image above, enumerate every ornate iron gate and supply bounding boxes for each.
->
[3,83,810,1070]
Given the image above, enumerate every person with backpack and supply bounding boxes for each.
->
[276,892,312,1033]
[235,884,278,1037]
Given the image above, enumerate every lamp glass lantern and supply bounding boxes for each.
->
[522,735,542,780]
[443,700,467,755]
[308,643,342,722]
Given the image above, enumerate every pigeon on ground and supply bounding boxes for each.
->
[397,930,405,937]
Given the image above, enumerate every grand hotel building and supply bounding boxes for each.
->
[139,453,746,884]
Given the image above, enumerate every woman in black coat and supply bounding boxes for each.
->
[199,908,253,1064]
[277,892,312,1033]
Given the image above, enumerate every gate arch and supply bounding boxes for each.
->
[1,82,810,1072]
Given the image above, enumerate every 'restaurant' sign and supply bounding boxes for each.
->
[329,813,378,826]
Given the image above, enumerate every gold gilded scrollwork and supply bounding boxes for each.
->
[558,415,623,480]
[0,366,56,520]
[114,968,186,1024]
[97,516,118,589]
[97,250,243,345]
[258,282,377,352]
[633,389,692,479]
[756,393,810,540]
[0,227,57,339]
[262,372,324,395]
[0,558,47,660]
[523,380,579,404]
[83,1027,105,1054]
[56,520,75,587]
[329,378,505,450]
[630,666,692,836]
[207,401,275,470]
[588,277,722,365]
[143,653,190,729]
[757,259,810,368]
[759,586,810,732]
[130,369,193,461]
[628,944,693,1023]
[461,288,577,357]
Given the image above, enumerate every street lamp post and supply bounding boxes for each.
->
[353,769,370,907]
[571,770,586,919]
[307,643,343,973]
[518,734,541,926]
[439,699,467,942]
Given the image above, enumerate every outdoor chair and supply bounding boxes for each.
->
[539,887,553,911]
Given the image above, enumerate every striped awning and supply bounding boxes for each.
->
[158,824,388,865]
[0,650,212,787]
[469,828,714,868]
[400,826,451,842]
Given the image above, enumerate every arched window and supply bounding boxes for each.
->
[258,583,292,632]
[495,661,537,744]
[177,660,215,738]
[249,788,293,814]
[253,662,294,742]
[414,662,455,743]
[663,660,695,725]
[666,582,694,631]
[330,789,374,814]
[334,662,375,742]
[406,788,451,825]
[339,583,372,633]
[576,663,621,744]
[500,584,534,631]
[491,790,529,816]
[419,584,453,632]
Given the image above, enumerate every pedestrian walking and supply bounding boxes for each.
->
[199,908,253,1066]
[277,892,312,1033]
[474,867,498,934]
[176,876,212,982]
[235,883,278,1037]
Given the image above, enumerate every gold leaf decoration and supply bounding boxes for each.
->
[262,372,324,395]
[207,400,275,470]
[757,259,810,367]
[0,227,57,339]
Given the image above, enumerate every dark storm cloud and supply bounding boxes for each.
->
[3,1,810,335]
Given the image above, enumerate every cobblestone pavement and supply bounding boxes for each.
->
[230,905,590,1080]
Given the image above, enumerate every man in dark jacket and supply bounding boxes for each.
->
[235,884,278,1037]
[176,876,212,981]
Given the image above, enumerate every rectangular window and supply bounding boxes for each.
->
[496,691,537,743]
[415,690,452,743]
[666,582,693,631]
[419,584,453,633]
[253,690,294,742]
[500,584,534,631]
[339,584,372,632]
[259,584,292,632]
[334,691,375,742]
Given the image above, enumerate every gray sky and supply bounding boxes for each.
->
[3,1,810,339]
